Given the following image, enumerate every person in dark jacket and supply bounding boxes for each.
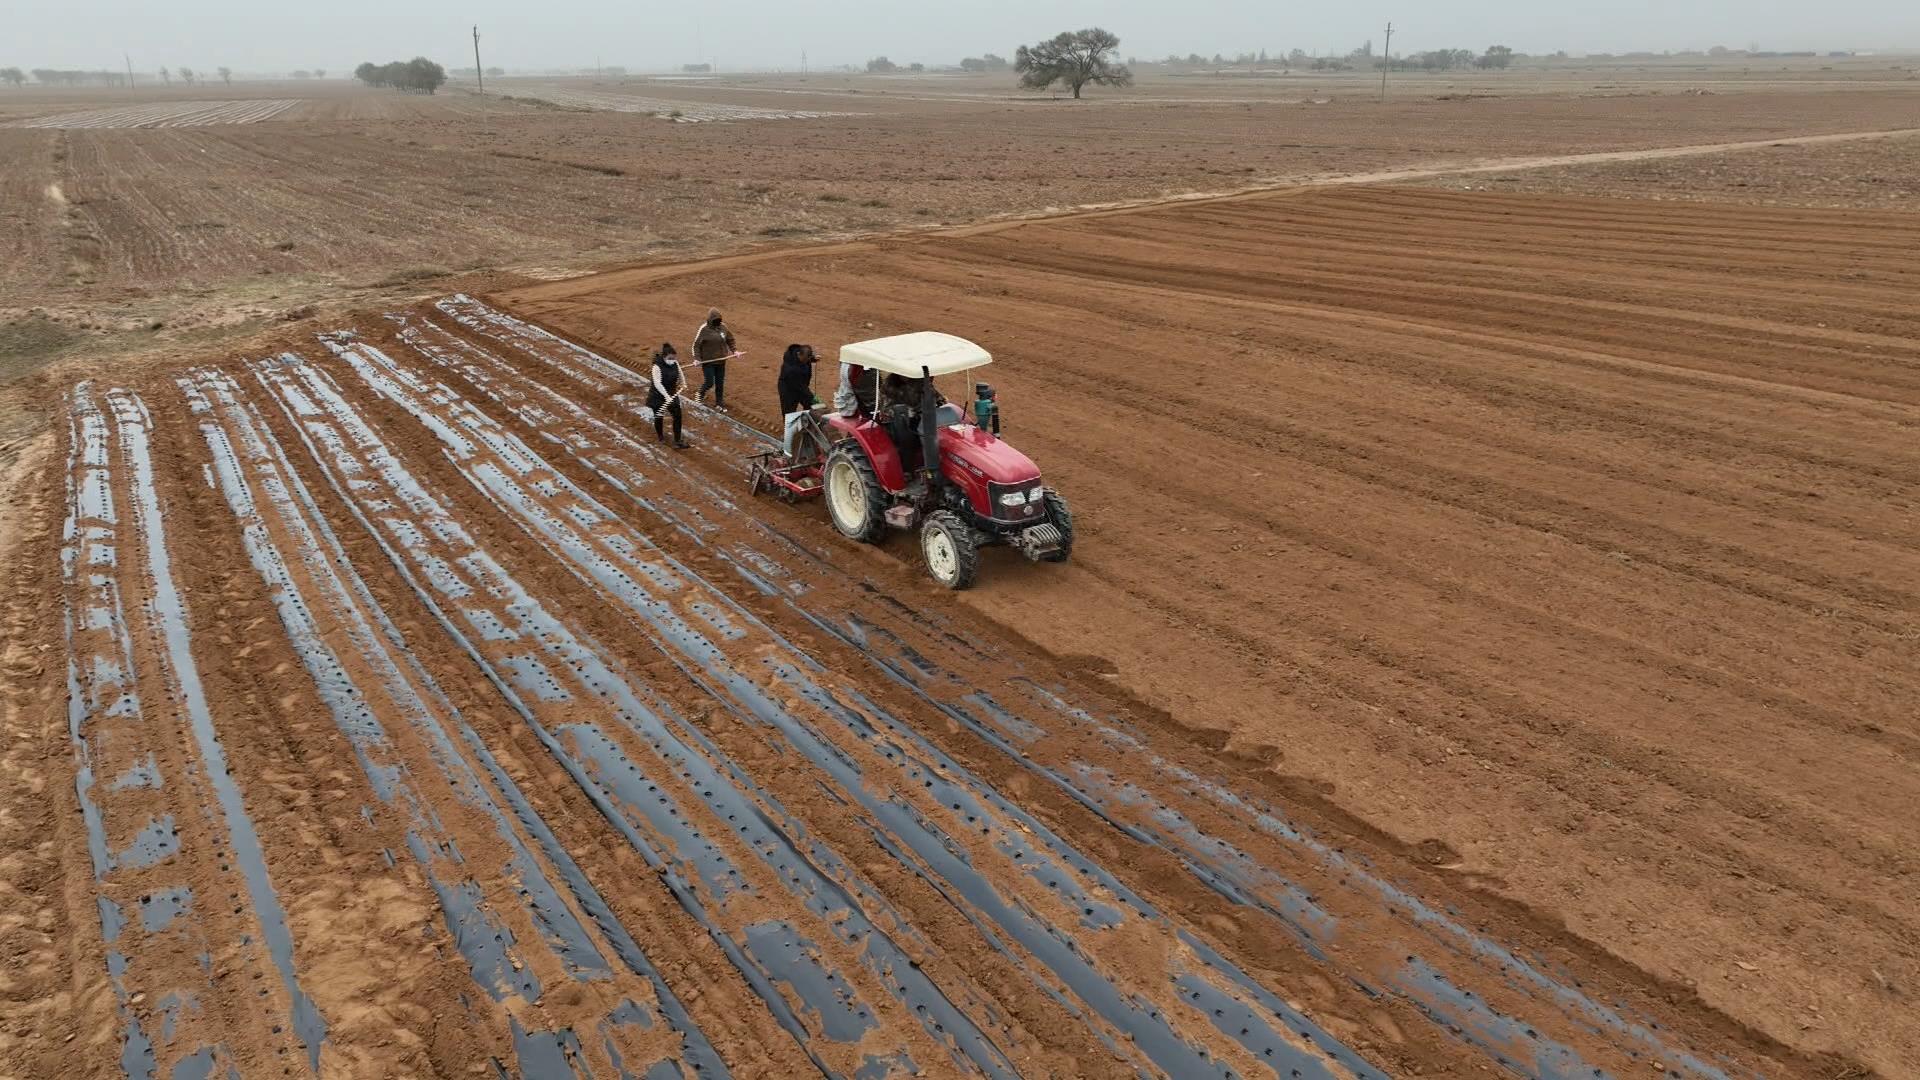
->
[647,344,689,449]
[692,308,736,410]
[777,344,820,416]
[778,344,821,456]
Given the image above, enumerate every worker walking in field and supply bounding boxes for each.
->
[693,308,737,410]
[778,343,821,455]
[648,343,690,449]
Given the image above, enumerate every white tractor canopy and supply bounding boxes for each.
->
[839,332,991,378]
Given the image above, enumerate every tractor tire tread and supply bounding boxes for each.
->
[923,510,981,590]
[825,445,888,544]
[1041,489,1074,563]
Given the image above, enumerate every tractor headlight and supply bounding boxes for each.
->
[997,491,1028,508]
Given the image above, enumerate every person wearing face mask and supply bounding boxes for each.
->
[648,343,690,449]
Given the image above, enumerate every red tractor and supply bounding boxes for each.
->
[748,332,1072,590]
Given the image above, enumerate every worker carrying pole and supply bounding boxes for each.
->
[693,308,738,411]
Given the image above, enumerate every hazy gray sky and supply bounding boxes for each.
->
[15,1,1920,74]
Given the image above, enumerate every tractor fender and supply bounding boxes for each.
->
[825,416,909,493]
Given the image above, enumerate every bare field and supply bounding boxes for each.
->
[1,272,1861,1079]
[497,82,863,122]
[2,99,302,130]
[2,63,1919,1080]
[1418,131,1920,208]
[5,72,1918,319]
[508,186,1920,1077]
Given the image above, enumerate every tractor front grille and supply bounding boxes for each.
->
[1017,523,1064,558]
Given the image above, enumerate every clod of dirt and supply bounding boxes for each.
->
[1413,839,1461,866]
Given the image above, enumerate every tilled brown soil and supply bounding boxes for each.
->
[505,186,1920,1078]
[2,184,1912,1079]
[1417,129,1920,208]
[8,77,1920,313]
[1,277,1850,1078]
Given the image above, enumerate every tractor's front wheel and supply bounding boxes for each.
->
[1040,490,1074,563]
[921,511,981,590]
[824,446,888,543]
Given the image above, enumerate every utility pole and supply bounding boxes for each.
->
[1380,21,1394,100]
[472,25,484,93]
[124,53,134,89]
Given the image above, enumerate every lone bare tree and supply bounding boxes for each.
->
[218,66,232,84]
[178,66,196,86]
[1014,28,1132,98]
[158,66,171,85]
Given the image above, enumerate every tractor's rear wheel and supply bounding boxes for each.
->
[1040,490,1074,563]
[824,446,887,543]
[921,510,981,590]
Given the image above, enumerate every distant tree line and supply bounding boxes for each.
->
[855,32,1542,89]
[1143,43,1519,72]
[14,69,130,87]
[354,58,447,94]
[0,66,263,87]
[1385,45,1516,71]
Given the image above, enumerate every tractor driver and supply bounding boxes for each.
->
[879,373,945,475]
[879,373,920,467]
